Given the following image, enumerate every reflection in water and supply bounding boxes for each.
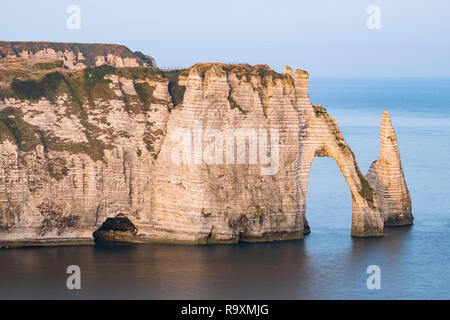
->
[1,79,450,299]
[0,228,422,300]
[350,226,413,262]
[0,241,314,299]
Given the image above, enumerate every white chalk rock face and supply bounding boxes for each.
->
[0,59,413,247]
[366,111,413,226]
[146,64,301,243]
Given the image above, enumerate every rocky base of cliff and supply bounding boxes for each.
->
[93,214,140,243]
[384,216,414,227]
[0,238,93,248]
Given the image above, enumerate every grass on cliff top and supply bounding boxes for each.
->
[185,63,287,118]
[0,42,141,66]
[0,59,64,82]
[115,66,162,80]
[1,64,163,104]
[32,60,64,71]
[189,63,287,84]
[0,63,172,162]
[83,65,162,84]
[233,64,288,85]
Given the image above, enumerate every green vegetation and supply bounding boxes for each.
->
[42,133,107,163]
[313,105,351,155]
[0,42,141,66]
[32,60,64,71]
[254,205,264,217]
[0,120,14,143]
[115,67,161,80]
[0,61,178,163]
[134,82,166,109]
[11,71,67,101]
[0,107,41,152]
[256,66,286,84]
[0,62,238,165]
[142,120,164,159]
[252,85,268,118]
[313,104,327,116]
[83,65,115,86]
[312,103,375,205]
[134,82,153,107]
[162,70,187,109]
[0,106,107,162]
[228,96,248,115]
[357,168,375,206]
[47,157,69,180]
[133,51,156,67]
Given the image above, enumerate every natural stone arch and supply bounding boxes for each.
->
[297,124,384,237]
[293,70,384,237]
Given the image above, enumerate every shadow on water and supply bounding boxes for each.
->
[350,225,413,262]
[0,225,422,299]
[88,240,315,299]
[0,240,313,299]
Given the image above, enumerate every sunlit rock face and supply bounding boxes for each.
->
[366,111,413,226]
[0,53,412,246]
[0,41,156,69]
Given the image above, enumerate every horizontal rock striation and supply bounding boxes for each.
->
[366,111,413,226]
[0,53,412,246]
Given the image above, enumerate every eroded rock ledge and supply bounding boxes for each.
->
[0,53,413,246]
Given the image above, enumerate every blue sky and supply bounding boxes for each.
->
[1,0,449,77]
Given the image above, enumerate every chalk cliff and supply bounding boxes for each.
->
[0,45,412,246]
[366,111,413,226]
[0,41,156,69]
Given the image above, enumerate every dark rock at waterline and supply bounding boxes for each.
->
[93,214,138,243]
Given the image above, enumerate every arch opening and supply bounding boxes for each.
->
[305,157,353,235]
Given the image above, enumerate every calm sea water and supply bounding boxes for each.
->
[1,78,450,299]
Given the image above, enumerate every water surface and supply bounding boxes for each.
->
[1,78,449,299]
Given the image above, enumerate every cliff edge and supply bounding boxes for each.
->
[0,41,156,69]
[0,46,412,246]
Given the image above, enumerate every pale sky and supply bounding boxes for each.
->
[1,0,449,77]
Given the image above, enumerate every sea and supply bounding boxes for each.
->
[1,78,449,299]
